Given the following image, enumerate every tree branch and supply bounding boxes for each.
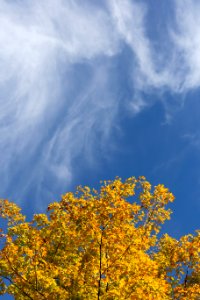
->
[98,232,103,300]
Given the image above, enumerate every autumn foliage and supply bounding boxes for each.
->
[0,177,200,299]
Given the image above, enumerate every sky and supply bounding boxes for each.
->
[1,0,200,243]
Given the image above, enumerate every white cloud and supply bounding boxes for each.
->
[0,0,121,203]
[108,0,173,91]
[171,0,200,91]
[107,0,200,108]
[108,0,200,93]
[1,0,200,205]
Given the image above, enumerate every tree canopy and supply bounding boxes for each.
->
[0,176,200,299]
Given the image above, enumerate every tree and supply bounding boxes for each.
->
[0,176,199,299]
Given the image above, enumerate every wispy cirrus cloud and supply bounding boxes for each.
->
[172,0,200,91]
[109,0,200,91]
[0,0,120,203]
[108,0,200,113]
[108,0,170,89]
[0,0,200,206]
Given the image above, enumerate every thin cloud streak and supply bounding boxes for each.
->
[172,0,200,91]
[108,0,170,89]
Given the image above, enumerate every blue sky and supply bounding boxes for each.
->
[0,0,200,245]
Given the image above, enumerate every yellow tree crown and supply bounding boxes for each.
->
[0,177,199,299]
